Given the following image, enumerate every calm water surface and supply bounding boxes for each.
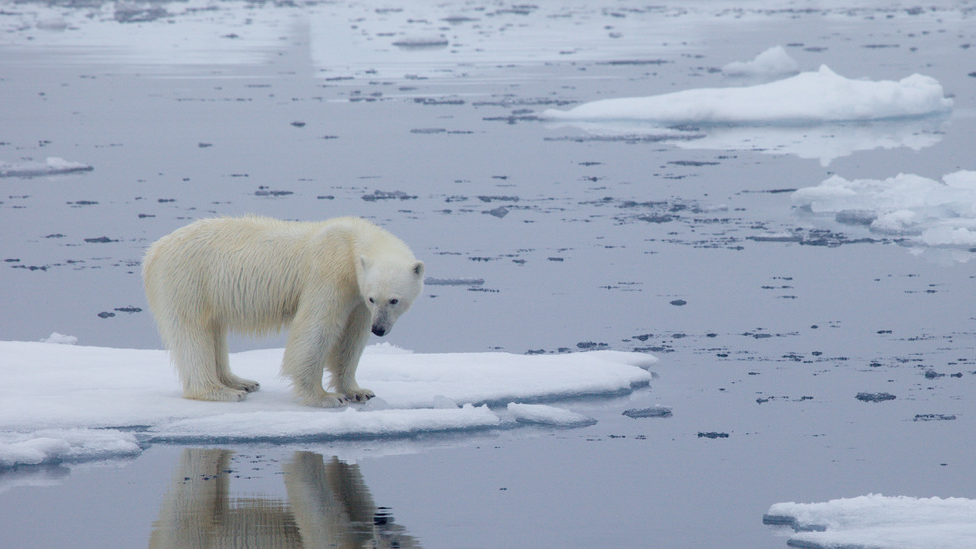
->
[2,2,976,547]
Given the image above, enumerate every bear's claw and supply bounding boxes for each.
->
[345,388,375,402]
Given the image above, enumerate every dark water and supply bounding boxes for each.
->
[2,1,976,547]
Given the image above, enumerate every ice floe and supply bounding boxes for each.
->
[0,157,93,178]
[764,494,976,549]
[722,46,799,78]
[542,65,952,125]
[542,65,951,165]
[793,171,976,248]
[0,341,655,467]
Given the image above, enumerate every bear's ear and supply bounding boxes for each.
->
[412,261,425,278]
[360,255,371,272]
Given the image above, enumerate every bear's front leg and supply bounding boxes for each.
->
[331,303,375,403]
[282,302,353,408]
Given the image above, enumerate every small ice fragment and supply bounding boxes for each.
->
[392,36,449,49]
[362,397,390,411]
[507,403,596,427]
[40,332,78,345]
[722,46,799,77]
[913,413,956,422]
[855,392,896,402]
[623,405,672,419]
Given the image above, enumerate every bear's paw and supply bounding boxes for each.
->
[344,387,376,403]
[186,385,248,402]
[303,392,351,408]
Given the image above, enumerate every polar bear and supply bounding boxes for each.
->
[142,216,424,407]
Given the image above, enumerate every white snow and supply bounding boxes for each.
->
[722,46,799,78]
[765,494,976,549]
[793,171,976,247]
[541,65,952,125]
[0,341,655,467]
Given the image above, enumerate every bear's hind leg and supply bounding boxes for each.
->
[213,324,260,393]
[168,321,246,402]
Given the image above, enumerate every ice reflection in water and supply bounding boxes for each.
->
[149,449,419,549]
[546,115,949,167]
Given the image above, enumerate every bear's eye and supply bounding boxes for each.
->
[389,298,399,305]
[368,297,375,304]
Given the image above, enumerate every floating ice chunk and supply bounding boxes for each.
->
[0,157,94,178]
[40,333,78,345]
[541,65,952,125]
[722,46,799,78]
[793,171,976,247]
[764,494,976,549]
[622,405,672,419]
[0,341,654,465]
[392,36,449,49]
[506,403,596,427]
[0,429,141,468]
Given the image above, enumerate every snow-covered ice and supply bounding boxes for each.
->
[0,340,655,467]
[765,494,976,549]
[722,46,799,78]
[793,171,976,248]
[541,65,952,125]
[542,63,951,165]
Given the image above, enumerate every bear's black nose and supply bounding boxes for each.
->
[372,326,386,337]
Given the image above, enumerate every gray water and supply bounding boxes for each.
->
[2,2,976,547]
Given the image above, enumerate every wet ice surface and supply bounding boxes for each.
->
[3,1,976,548]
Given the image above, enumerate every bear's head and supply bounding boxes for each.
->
[358,256,424,337]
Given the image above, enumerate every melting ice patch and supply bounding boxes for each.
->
[764,494,976,549]
[793,171,976,248]
[0,341,655,467]
[542,65,951,165]
[0,157,93,178]
[506,403,597,427]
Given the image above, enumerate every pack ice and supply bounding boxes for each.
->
[765,494,976,549]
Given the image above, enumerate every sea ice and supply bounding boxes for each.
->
[792,171,976,247]
[0,429,142,468]
[0,157,93,178]
[765,494,976,549]
[541,65,952,125]
[622,405,673,419]
[506,403,597,427]
[722,46,799,78]
[0,341,655,467]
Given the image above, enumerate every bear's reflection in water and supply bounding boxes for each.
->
[149,449,419,549]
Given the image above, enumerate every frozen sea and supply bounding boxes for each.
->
[2,1,976,548]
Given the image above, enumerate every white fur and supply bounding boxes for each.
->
[143,216,424,407]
